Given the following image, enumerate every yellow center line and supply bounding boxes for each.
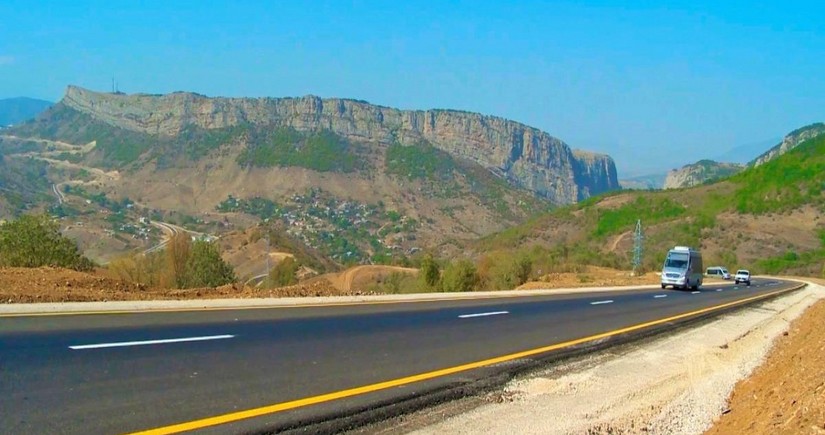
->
[126,284,803,435]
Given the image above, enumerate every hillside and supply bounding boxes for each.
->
[0,86,620,272]
[659,125,823,189]
[477,128,825,277]
[663,160,744,189]
[0,146,51,218]
[47,85,619,202]
[0,97,52,127]
[752,122,825,166]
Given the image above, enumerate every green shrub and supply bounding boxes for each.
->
[419,254,441,288]
[268,257,299,287]
[441,259,479,292]
[183,240,237,288]
[0,214,93,271]
[480,252,532,290]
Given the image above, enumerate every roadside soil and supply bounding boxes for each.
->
[705,277,825,435]
[0,267,353,303]
[0,265,725,304]
[325,265,419,292]
[363,280,824,435]
[517,265,728,290]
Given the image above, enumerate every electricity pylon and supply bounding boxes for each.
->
[632,219,643,275]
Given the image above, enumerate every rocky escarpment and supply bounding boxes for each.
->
[61,86,619,203]
[663,160,744,189]
[751,123,825,166]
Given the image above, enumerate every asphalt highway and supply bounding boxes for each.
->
[0,278,802,434]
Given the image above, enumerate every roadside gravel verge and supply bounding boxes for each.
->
[393,281,823,435]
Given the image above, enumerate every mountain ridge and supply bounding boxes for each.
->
[60,85,619,204]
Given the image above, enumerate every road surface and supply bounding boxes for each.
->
[0,278,801,434]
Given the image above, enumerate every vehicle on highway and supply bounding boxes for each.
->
[734,269,751,286]
[706,266,731,280]
[661,246,703,290]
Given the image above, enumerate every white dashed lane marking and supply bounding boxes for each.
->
[69,334,235,350]
[458,311,509,319]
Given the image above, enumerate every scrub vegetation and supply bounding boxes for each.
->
[478,131,825,276]
[237,127,362,173]
[0,214,94,271]
[107,233,236,289]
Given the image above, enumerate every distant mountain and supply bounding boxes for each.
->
[0,97,52,127]
[619,172,667,190]
[1,85,621,266]
[751,123,825,166]
[660,127,820,189]
[663,160,744,189]
[713,138,780,164]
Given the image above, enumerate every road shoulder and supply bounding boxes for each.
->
[365,280,823,434]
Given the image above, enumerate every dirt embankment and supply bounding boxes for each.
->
[705,278,825,435]
[517,265,664,290]
[325,265,419,292]
[0,267,359,303]
[1,265,728,304]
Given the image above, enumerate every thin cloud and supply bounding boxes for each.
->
[0,56,15,65]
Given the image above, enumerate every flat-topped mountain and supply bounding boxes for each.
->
[1,86,622,266]
[59,86,618,203]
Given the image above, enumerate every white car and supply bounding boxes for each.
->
[734,269,751,286]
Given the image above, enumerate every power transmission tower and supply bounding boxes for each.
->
[632,219,643,275]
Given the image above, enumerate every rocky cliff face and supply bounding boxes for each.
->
[61,86,619,203]
[751,123,825,166]
[663,160,744,189]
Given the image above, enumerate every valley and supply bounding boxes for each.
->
[0,87,823,292]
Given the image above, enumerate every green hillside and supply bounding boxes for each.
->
[0,153,51,218]
[476,130,825,276]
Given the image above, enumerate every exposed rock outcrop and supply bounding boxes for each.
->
[61,86,619,203]
[663,160,744,189]
[751,123,825,166]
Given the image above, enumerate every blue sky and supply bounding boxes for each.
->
[2,1,824,176]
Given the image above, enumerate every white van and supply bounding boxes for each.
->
[706,266,731,280]
[661,246,703,290]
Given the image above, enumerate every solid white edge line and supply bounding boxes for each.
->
[590,300,614,305]
[69,334,235,350]
[653,294,667,298]
[458,311,509,319]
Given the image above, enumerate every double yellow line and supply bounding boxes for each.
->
[128,284,803,434]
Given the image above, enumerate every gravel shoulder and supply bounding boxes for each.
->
[705,278,825,435]
[366,281,824,435]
